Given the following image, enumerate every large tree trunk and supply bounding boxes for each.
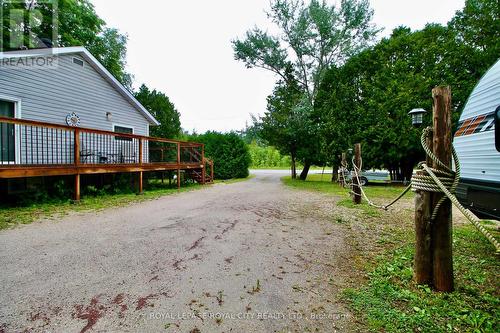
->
[331,163,338,182]
[299,161,311,180]
[401,159,415,184]
[291,151,297,179]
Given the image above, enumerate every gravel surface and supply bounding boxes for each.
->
[0,171,355,333]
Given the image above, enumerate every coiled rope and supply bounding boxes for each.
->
[350,127,499,253]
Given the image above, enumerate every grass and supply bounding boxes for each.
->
[282,174,413,200]
[343,226,499,332]
[281,174,499,332]
[0,182,201,231]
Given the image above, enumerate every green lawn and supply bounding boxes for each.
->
[282,174,413,200]
[282,174,499,332]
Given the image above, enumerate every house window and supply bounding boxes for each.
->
[114,125,133,141]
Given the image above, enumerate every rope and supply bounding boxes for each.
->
[349,126,500,252]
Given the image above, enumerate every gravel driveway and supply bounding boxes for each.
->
[0,171,355,332]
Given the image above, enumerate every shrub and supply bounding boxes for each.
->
[248,143,291,168]
[193,132,251,179]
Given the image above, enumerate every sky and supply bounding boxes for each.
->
[91,0,465,133]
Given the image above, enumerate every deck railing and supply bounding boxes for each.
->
[0,116,204,169]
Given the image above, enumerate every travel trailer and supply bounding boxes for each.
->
[454,59,500,220]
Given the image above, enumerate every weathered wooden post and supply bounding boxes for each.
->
[413,86,454,291]
[353,144,361,204]
[431,86,454,292]
[340,152,347,186]
[414,134,433,285]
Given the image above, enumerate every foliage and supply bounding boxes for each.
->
[0,178,201,230]
[344,226,499,332]
[134,84,181,139]
[0,0,132,87]
[248,143,291,168]
[281,173,499,332]
[316,0,500,180]
[192,132,251,180]
[233,0,378,179]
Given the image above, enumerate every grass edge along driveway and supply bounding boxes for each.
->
[281,174,499,333]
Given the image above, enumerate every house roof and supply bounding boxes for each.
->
[0,47,160,126]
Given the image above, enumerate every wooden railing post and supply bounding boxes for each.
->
[138,138,143,165]
[177,142,181,189]
[74,128,81,201]
[201,144,206,185]
[137,138,144,194]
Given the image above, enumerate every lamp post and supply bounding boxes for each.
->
[408,108,427,127]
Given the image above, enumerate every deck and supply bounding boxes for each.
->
[0,116,213,200]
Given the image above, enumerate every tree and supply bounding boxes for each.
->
[233,0,378,179]
[317,6,499,181]
[1,0,132,87]
[260,77,303,178]
[134,84,181,139]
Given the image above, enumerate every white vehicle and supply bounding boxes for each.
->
[339,169,390,186]
[454,59,500,219]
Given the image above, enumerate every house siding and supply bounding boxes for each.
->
[0,53,151,164]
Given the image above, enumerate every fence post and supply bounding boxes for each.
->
[340,153,347,186]
[74,129,80,201]
[353,143,362,204]
[431,86,454,292]
[414,133,433,285]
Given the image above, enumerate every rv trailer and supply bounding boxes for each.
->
[454,59,500,220]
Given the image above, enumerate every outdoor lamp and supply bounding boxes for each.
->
[408,108,427,127]
[348,148,353,155]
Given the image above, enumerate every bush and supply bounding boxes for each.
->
[193,132,251,179]
[248,143,291,168]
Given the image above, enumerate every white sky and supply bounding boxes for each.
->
[91,0,465,133]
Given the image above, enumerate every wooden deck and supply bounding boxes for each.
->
[0,116,214,200]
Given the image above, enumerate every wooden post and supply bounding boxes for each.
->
[74,129,80,201]
[414,134,433,285]
[431,86,454,292]
[137,171,143,194]
[211,160,214,182]
[177,142,181,190]
[138,138,143,165]
[201,145,206,185]
[353,144,362,204]
[340,153,347,185]
[74,174,80,201]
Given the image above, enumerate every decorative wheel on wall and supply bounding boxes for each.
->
[66,112,81,127]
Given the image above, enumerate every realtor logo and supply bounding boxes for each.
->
[0,0,58,66]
